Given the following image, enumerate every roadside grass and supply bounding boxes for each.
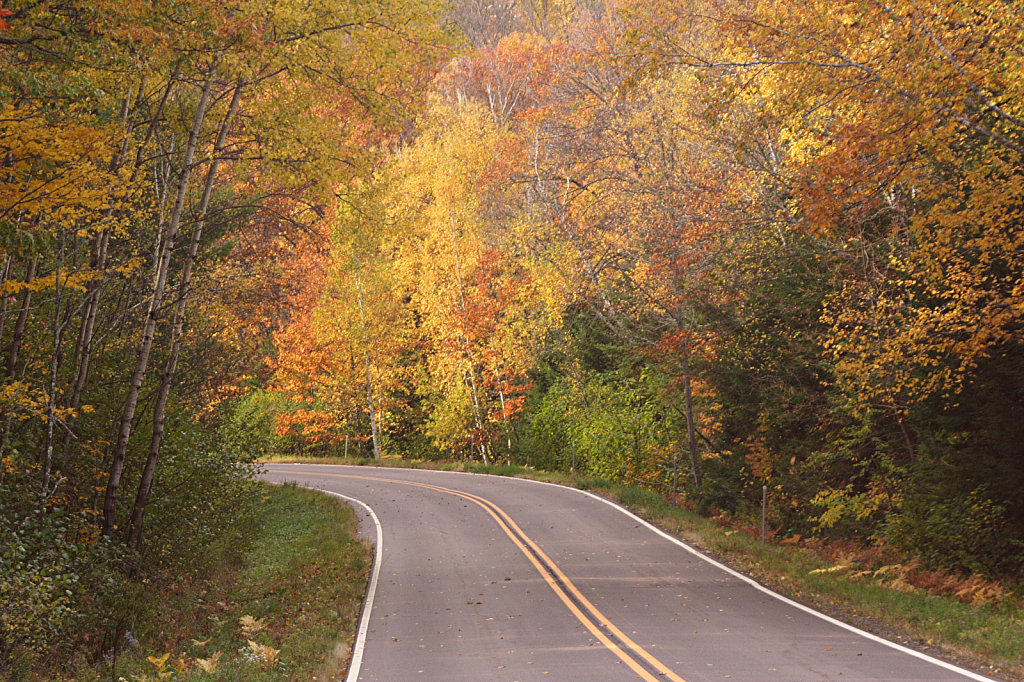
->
[71,483,370,682]
[264,455,1023,680]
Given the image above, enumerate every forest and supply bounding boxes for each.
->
[1,0,1022,676]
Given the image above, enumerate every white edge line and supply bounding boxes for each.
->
[519,475,997,682]
[283,483,382,682]
[570,487,998,682]
[264,464,996,682]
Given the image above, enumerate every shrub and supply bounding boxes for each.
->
[884,486,1024,580]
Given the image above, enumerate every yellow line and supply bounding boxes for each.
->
[268,468,686,682]
[407,480,662,682]
[449,485,687,682]
[470,491,687,682]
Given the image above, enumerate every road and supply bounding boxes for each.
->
[261,464,994,682]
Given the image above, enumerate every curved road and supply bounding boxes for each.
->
[262,464,994,682]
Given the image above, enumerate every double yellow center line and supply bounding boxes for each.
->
[293,471,686,682]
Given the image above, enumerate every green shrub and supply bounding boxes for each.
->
[523,375,658,479]
[0,504,133,675]
[0,509,78,667]
[884,486,1024,580]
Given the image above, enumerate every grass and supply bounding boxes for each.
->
[264,455,1023,681]
[70,483,371,682]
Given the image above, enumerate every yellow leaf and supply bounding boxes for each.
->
[147,653,170,669]
[248,639,281,667]
[238,614,266,637]
[195,651,222,673]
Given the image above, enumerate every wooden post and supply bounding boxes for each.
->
[762,485,767,547]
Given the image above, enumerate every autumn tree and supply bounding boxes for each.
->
[0,0,454,669]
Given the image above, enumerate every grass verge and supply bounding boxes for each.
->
[70,482,370,682]
[265,455,1023,681]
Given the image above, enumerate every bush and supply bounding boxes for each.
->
[523,375,659,479]
[0,509,78,668]
[136,410,263,573]
[0,503,132,676]
[884,486,1024,580]
[220,390,295,461]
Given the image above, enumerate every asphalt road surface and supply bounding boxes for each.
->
[261,464,995,682]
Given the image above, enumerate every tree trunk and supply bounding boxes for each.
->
[43,230,76,497]
[353,257,381,460]
[449,218,488,464]
[0,257,32,462]
[126,83,243,550]
[0,256,13,342]
[349,350,366,458]
[101,75,214,538]
[363,350,381,459]
[682,356,702,490]
[68,76,168,423]
[67,230,110,415]
[7,258,37,378]
[464,361,487,464]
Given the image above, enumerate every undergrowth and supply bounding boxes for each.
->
[60,483,370,682]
